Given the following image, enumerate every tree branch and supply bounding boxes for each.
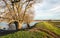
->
[0,16,11,20]
[22,2,30,21]
[3,0,18,20]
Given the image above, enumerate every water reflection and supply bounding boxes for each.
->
[0,22,9,30]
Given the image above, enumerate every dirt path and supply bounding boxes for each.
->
[29,28,60,38]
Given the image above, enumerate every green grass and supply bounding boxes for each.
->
[0,21,60,38]
[0,31,53,38]
[36,21,60,35]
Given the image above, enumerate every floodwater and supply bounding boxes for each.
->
[22,22,38,29]
[0,22,9,30]
[0,22,39,30]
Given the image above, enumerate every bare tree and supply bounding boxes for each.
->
[0,0,35,30]
[24,9,34,28]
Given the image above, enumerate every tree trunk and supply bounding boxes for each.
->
[9,21,23,31]
[17,21,23,30]
[27,23,30,29]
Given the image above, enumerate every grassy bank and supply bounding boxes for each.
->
[36,22,60,35]
[0,31,54,38]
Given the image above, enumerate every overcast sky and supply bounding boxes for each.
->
[0,0,60,20]
[34,0,60,20]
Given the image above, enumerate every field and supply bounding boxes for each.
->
[0,21,60,38]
